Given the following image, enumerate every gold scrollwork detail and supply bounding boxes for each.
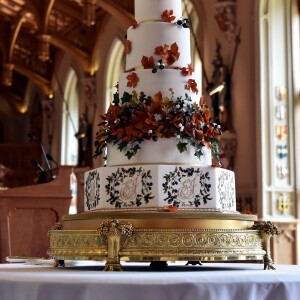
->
[98,219,134,237]
[127,231,262,249]
[49,231,103,249]
[49,222,63,232]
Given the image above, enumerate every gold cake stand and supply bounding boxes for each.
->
[47,211,278,271]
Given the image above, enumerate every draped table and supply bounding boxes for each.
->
[0,261,299,300]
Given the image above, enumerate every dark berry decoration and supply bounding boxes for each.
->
[159,63,165,70]
[177,18,190,28]
[152,68,158,74]
[152,136,158,142]
[183,18,190,25]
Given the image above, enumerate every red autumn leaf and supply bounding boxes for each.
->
[242,210,253,215]
[211,162,222,168]
[170,42,179,56]
[154,91,163,102]
[126,72,139,88]
[124,40,132,54]
[180,64,194,76]
[154,43,180,66]
[132,19,138,29]
[166,42,180,65]
[149,92,165,112]
[161,9,176,23]
[199,95,205,105]
[163,205,179,212]
[106,104,122,122]
[141,56,155,69]
[154,44,169,56]
[185,79,199,94]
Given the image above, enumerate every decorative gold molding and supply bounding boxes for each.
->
[98,220,134,271]
[251,222,280,270]
[47,212,281,271]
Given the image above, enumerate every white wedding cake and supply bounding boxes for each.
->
[84,0,236,212]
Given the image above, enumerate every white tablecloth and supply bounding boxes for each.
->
[0,261,299,300]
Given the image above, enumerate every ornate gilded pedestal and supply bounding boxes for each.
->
[48,211,278,271]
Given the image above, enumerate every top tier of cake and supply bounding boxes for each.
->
[126,0,191,71]
[135,0,182,23]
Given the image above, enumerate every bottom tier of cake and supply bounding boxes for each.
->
[84,165,236,212]
[47,211,277,271]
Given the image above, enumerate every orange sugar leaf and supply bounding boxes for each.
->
[163,205,179,212]
[170,42,179,55]
[161,9,176,23]
[185,79,199,94]
[154,44,169,56]
[132,19,138,29]
[124,40,132,54]
[180,64,193,76]
[141,56,155,69]
[126,72,139,88]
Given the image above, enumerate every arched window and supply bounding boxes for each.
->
[258,0,299,219]
[182,0,202,93]
[61,68,79,166]
[105,39,125,110]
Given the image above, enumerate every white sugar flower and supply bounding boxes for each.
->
[154,114,162,121]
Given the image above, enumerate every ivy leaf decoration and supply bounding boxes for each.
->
[177,141,188,153]
[121,92,132,104]
[113,92,120,105]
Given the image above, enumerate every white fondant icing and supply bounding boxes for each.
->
[107,138,212,167]
[84,0,237,216]
[126,22,191,70]
[135,0,182,22]
[119,69,199,103]
[84,166,236,212]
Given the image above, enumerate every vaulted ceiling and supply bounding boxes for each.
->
[0,0,134,109]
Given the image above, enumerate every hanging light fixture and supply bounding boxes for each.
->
[38,35,51,61]
[1,63,14,86]
[83,0,97,26]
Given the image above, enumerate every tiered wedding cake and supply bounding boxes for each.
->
[84,0,236,212]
